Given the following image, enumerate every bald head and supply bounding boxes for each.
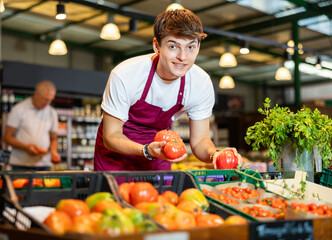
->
[35,81,56,95]
[32,81,56,110]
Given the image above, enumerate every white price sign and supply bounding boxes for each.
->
[144,231,189,240]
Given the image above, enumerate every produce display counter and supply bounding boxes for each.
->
[1,218,332,240]
[1,169,332,240]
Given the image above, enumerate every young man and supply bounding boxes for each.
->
[4,81,61,171]
[94,9,242,171]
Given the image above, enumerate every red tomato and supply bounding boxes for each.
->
[12,179,29,188]
[119,182,135,203]
[44,210,72,234]
[32,178,44,187]
[129,182,159,206]
[161,191,179,205]
[196,213,224,228]
[44,178,61,188]
[56,199,90,219]
[163,139,186,159]
[215,150,238,169]
[70,213,102,234]
[177,200,202,217]
[153,213,177,230]
[173,210,196,230]
[154,129,181,143]
[92,199,123,213]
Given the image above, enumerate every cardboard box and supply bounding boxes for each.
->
[264,171,332,204]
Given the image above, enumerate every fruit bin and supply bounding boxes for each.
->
[187,169,281,222]
[0,171,149,234]
[105,170,238,221]
[320,168,332,188]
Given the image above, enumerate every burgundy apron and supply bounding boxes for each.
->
[94,55,185,171]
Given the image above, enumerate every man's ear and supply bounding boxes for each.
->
[153,38,160,54]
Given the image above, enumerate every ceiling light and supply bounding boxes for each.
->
[0,0,5,13]
[100,15,121,40]
[316,56,322,69]
[49,32,67,56]
[239,41,250,54]
[219,75,235,89]
[55,2,66,20]
[166,0,184,11]
[275,66,292,81]
[298,43,304,55]
[286,40,295,55]
[287,40,304,55]
[219,46,237,68]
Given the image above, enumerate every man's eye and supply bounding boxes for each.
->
[188,45,195,50]
[169,45,177,50]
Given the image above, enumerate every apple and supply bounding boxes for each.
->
[215,150,238,169]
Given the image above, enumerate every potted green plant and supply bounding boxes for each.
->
[245,98,332,178]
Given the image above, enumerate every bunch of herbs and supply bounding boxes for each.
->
[245,98,332,171]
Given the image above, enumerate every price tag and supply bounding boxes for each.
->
[144,231,189,240]
[250,220,313,240]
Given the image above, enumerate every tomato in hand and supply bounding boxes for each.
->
[215,150,238,169]
[129,182,159,206]
[163,139,186,159]
[154,130,181,143]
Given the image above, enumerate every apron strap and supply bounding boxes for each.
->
[176,75,185,104]
[141,55,159,100]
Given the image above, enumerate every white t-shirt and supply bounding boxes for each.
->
[101,53,215,122]
[7,97,58,167]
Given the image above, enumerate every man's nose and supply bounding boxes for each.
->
[177,49,186,61]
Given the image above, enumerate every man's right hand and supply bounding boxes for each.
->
[148,141,187,163]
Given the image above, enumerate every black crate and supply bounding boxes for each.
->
[106,170,237,220]
[0,171,116,232]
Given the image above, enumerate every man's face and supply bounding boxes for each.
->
[34,90,55,110]
[153,35,200,80]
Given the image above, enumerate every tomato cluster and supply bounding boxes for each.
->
[118,182,247,230]
[241,206,285,219]
[202,188,239,205]
[255,197,287,212]
[219,187,260,201]
[291,202,332,217]
[44,192,159,236]
[154,129,186,159]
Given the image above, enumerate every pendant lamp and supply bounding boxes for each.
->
[166,0,184,11]
[219,75,235,89]
[239,41,250,55]
[0,0,5,13]
[275,66,291,81]
[100,15,121,40]
[55,2,66,20]
[315,57,322,69]
[219,46,237,68]
[49,32,67,56]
